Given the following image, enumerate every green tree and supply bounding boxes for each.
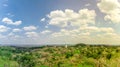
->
[16,53,36,67]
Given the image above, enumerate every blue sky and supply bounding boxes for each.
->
[0,0,120,45]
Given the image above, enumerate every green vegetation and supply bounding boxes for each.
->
[0,44,120,67]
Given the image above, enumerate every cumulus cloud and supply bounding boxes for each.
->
[51,28,86,37]
[12,28,22,32]
[25,32,38,37]
[0,25,10,32]
[50,29,120,44]
[80,26,114,33]
[96,33,120,44]
[41,8,120,44]
[2,17,22,25]
[45,26,49,28]
[47,9,96,27]
[7,32,20,39]
[0,34,6,38]
[41,30,52,34]
[85,3,91,6]
[40,18,45,22]
[97,0,120,23]
[51,26,115,38]
[23,26,37,31]
[8,32,14,36]
[1,7,120,44]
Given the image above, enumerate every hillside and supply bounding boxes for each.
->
[0,44,120,67]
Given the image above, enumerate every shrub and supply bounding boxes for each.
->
[65,52,73,58]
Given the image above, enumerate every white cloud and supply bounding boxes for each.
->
[51,28,119,44]
[8,32,20,39]
[23,26,37,31]
[45,9,119,44]
[1,8,120,45]
[2,17,22,25]
[41,30,52,34]
[0,25,10,32]
[40,18,45,22]
[85,3,91,6]
[99,33,118,38]
[25,32,38,37]
[80,26,99,33]
[45,26,48,28]
[12,28,22,32]
[100,27,114,33]
[52,25,114,37]
[0,34,6,38]
[8,32,14,36]
[96,33,120,44]
[80,26,114,33]
[47,9,96,27]
[51,29,80,37]
[97,0,120,23]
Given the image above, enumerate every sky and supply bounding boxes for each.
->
[0,0,120,45]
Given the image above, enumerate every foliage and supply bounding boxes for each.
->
[16,53,36,67]
[0,44,120,67]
